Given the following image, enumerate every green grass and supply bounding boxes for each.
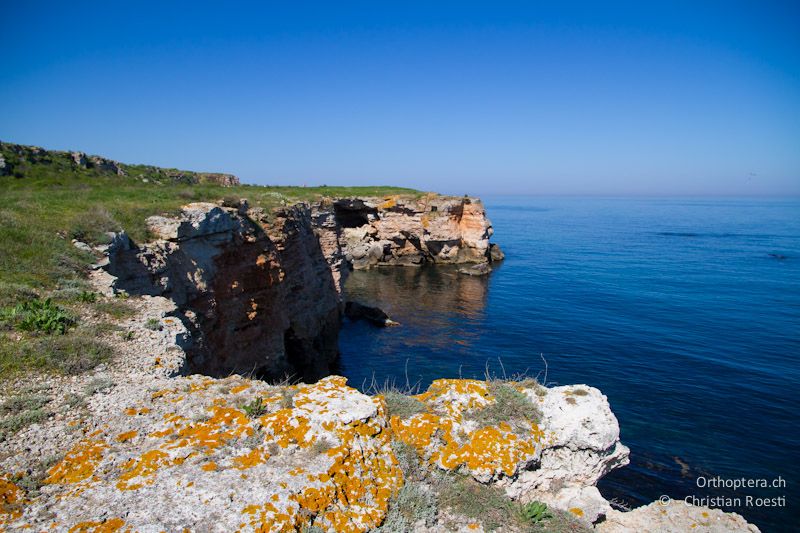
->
[465,380,542,431]
[0,332,112,377]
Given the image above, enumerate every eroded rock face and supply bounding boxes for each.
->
[333,195,496,269]
[104,202,343,382]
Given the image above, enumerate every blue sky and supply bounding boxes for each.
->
[1,1,798,195]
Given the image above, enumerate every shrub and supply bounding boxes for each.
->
[0,393,51,415]
[84,377,115,395]
[0,282,39,308]
[375,482,436,532]
[0,298,74,334]
[144,318,161,331]
[69,206,120,244]
[95,298,136,319]
[436,474,514,531]
[391,439,426,483]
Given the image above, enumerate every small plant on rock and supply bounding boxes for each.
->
[144,318,161,331]
[241,397,267,418]
[1,298,74,334]
[518,501,553,525]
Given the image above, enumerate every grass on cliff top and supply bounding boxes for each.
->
[0,142,420,291]
[0,142,420,381]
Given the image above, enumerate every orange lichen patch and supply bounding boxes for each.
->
[67,517,126,533]
[45,440,107,485]
[436,425,536,477]
[230,383,251,394]
[188,378,214,393]
[232,448,268,470]
[150,390,171,400]
[414,379,491,418]
[378,196,398,209]
[124,407,150,416]
[0,475,25,523]
[201,462,218,472]
[259,410,312,449]
[467,524,480,530]
[569,507,584,517]
[389,413,448,455]
[148,427,174,439]
[115,431,138,443]
[256,255,268,267]
[168,406,252,452]
[116,449,192,491]
[241,501,297,532]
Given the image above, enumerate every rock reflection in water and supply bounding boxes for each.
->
[338,264,493,389]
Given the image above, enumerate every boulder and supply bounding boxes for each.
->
[345,301,399,327]
[489,242,505,262]
[458,262,492,276]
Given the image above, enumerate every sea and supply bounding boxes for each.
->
[336,196,800,532]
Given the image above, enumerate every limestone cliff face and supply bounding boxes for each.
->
[330,195,502,269]
[103,202,343,382]
[100,195,500,383]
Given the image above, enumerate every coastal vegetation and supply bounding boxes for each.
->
[0,141,420,381]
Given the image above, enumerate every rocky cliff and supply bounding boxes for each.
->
[97,196,501,383]
[334,195,503,269]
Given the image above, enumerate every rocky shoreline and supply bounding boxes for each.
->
[0,195,761,531]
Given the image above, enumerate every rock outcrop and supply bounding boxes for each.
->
[335,195,501,269]
[102,202,343,382]
[98,195,501,383]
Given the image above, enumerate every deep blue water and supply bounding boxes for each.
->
[337,197,800,532]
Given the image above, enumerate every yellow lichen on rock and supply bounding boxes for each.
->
[0,474,25,525]
[67,517,127,532]
[391,379,543,482]
[45,439,108,485]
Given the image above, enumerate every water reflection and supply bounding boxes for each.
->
[338,264,492,387]
[344,264,489,324]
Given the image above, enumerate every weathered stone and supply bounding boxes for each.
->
[458,262,492,276]
[322,195,498,270]
[596,501,761,532]
[489,242,505,262]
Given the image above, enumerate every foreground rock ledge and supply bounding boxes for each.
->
[0,318,760,533]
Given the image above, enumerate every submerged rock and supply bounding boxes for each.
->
[489,242,505,262]
[458,262,492,276]
[345,301,399,327]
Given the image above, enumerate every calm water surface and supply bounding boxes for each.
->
[337,197,800,532]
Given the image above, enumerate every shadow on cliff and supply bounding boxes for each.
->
[105,206,343,383]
